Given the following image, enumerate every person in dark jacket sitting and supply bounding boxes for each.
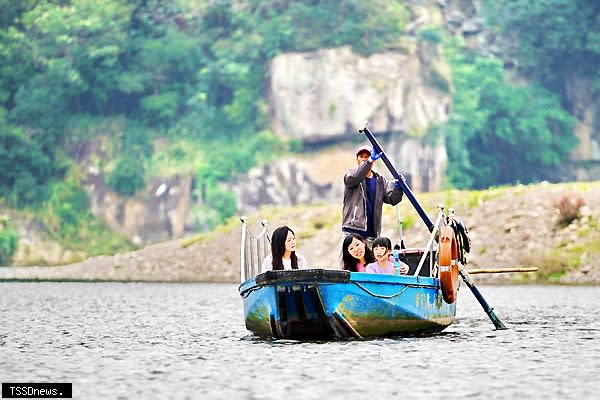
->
[341,145,404,248]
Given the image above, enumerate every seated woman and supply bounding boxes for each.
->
[261,226,308,272]
[341,233,374,272]
[366,236,409,275]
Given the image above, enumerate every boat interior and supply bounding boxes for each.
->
[239,216,437,282]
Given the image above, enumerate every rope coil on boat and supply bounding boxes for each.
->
[447,211,471,265]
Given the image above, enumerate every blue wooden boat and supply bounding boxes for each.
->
[239,268,456,339]
[238,123,507,339]
[238,212,459,340]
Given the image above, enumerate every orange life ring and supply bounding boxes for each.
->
[438,225,459,304]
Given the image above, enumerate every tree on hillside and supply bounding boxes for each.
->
[0,216,19,266]
[444,44,576,189]
[485,0,600,98]
[0,110,63,206]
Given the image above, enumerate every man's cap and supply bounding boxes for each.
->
[356,145,372,156]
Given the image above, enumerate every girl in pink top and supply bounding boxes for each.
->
[366,236,409,275]
[341,233,375,272]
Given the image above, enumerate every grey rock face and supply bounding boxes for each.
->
[230,159,335,213]
[85,170,194,245]
[268,46,450,143]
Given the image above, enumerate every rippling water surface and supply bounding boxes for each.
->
[1,282,598,399]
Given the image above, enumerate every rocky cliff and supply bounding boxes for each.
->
[269,46,450,142]
[73,38,453,250]
[75,0,600,248]
[85,169,194,245]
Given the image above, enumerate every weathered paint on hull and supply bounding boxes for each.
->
[242,287,273,337]
[320,274,455,337]
[239,270,457,339]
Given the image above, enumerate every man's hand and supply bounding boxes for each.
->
[369,149,382,162]
[393,179,404,190]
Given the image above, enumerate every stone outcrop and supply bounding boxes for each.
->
[85,167,194,245]
[0,206,86,266]
[228,158,335,212]
[10,223,86,267]
[263,39,452,210]
[566,75,600,161]
[229,137,447,213]
[376,136,446,193]
[269,46,450,143]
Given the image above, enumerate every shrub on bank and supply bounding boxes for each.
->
[554,193,585,226]
[0,217,19,266]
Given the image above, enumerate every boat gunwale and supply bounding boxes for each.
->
[238,268,440,295]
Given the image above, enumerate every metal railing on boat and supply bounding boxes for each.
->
[240,216,271,282]
[240,206,444,282]
[413,204,445,278]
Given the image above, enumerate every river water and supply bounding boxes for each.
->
[0,282,598,399]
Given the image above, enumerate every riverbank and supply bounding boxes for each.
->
[1,181,599,284]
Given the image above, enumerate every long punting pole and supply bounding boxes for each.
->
[459,266,507,330]
[359,122,434,232]
[359,122,508,330]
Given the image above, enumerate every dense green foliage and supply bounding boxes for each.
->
[106,157,146,196]
[440,0,598,189]
[194,130,286,228]
[0,0,408,235]
[0,111,66,206]
[442,40,576,188]
[484,0,600,97]
[0,217,19,266]
[42,178,134,255]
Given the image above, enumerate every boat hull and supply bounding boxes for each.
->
[239,269,456,339]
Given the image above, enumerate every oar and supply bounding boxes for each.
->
[359,122,434,232]
[467,267,538,274]
[359,122,507,330]
[459,265,507,330]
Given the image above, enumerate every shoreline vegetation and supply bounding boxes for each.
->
[1,181,599,285]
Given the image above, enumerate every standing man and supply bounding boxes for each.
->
[341,145,404,247]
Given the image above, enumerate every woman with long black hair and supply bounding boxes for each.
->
[341,233,374,272]
[261,226,308,272]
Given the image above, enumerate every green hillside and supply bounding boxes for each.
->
[1,0,598,264]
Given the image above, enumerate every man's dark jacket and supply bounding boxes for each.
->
[342,159,403,237]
